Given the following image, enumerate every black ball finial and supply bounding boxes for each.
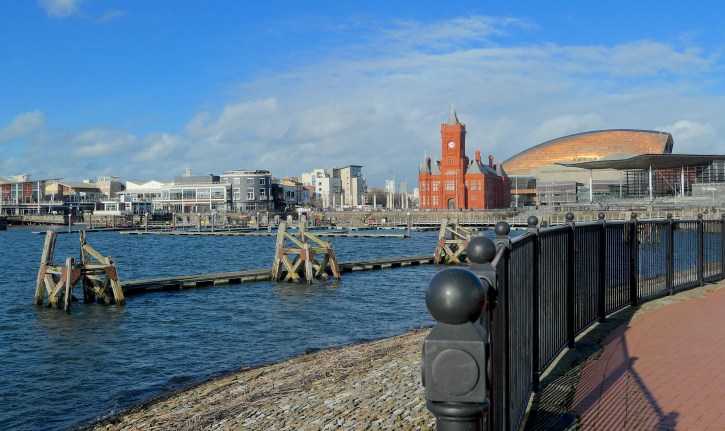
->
[467,236,496,264]
[598,212,605,220]
[494,221,510,237]
[565,212,575,222]
[667,213,673,219]
[698,213,703,219]
[527,216,539,228]
[426,268,486,325]
[630,212,637,219]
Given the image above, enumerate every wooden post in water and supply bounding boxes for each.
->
[271,221,340,283]
[35,230,57,305]
[433,218,475,264]
[35,230,124,311]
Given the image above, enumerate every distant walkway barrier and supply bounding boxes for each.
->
[423,212,725,430]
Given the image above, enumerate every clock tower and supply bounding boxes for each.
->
[441,105,467,171]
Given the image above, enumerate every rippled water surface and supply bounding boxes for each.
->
[0,226,458,431]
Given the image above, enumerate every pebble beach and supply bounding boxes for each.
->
[87,329,435,431]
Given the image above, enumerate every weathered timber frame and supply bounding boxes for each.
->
[271,222,341,283]
[34,230,124,311]
[433,217,475,264]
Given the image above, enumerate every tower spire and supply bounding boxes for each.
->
[446,103,459,125]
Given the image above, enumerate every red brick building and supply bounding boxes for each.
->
[418,107,511,209]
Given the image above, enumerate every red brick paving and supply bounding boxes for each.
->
[570,285,725,430]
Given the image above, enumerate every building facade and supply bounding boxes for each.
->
[220,169,274,212]
[418,107,511,210]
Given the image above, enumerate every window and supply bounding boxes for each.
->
[183,189,195,200]
[247,188,255,200]
[259,178,266,185]
[432,182,439,191]
[197,188,211,199]
[234,178,241,185]
[445,181,455,191]
[169,189,182,200]
[234,191,241,200]
[432,196,438,205]
[211,188,225,199]
[247,178,254,185]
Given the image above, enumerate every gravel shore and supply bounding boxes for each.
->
[87,329,435,431]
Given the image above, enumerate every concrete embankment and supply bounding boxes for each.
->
[87,329,435,431]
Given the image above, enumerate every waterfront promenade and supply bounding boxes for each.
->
[86,279,725,431]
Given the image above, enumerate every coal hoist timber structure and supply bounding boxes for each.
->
[34,230,124,312]
[433,218,475,264]
[271,221,341,283]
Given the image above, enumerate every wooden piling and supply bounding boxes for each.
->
[433,218,475,264]
[35,230,57,305]
[271,222,341,283]
[35,230,124,311]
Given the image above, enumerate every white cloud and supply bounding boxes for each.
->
[0,111,46,143]
[71,129,136,157]
[133,133,181,163]
[38,0,84,18]
[659,120,718,154]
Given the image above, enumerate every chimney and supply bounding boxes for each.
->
[488,154,494,167]
[475,150,481,163]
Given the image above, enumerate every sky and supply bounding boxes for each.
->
[2,1,725,188]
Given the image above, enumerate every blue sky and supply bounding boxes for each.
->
[2,1,725,187]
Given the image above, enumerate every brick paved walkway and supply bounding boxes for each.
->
[570,284,725,430]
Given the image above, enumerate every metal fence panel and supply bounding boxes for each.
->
[604,222,632,313]
[673,221,699,291]
[637,221,669,301]
[508,235,535,429]
[537,227,569,371]
[573,224,600,334]
[703,220,723,281]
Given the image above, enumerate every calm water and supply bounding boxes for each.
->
[0,226,464,431]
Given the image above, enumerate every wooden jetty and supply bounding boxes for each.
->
[122,255,435,295]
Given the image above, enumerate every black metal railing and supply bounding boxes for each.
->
[487,212,725,430]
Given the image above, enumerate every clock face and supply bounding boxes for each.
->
[447,141,455,149]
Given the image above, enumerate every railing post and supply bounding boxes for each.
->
[565,212,576,349]
[629,212,639,307]
[597,212,606,323]
[423,268,490,431]
[527,216,541,392]
[697,213,704,286]
[467,235,499,430]
[666,214,674,295]
[721,214,725,281]
[494,221,511,431]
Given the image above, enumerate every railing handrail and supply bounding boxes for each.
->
[483,212,725,430]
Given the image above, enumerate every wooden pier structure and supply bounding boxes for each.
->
[433,218,477,265]
[34,230,124,311]
[271,222,341,283]
[122,255,435,294]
